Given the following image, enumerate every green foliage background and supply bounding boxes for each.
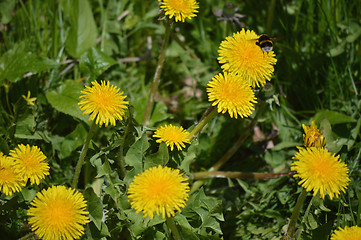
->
[0,0,360,239]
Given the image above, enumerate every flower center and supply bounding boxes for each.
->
[0,168,14,182]
[45,199,72,226]
[169,0,187,11]
[219,81,242,102]
[164,130,182,142]
[22,154,40,169]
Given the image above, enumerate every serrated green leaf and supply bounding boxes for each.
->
[124,133,149,174]
[79,47,117,80]
[83,187,103,230]
[65,0,97,58]
[46,80,89,123]
[0,41,59,84]
[144,142,169,169]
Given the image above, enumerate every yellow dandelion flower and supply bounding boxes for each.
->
[291,147,350,200]
[331,226,361,240]
[0,153,25,196]
[27,185,90,240]
[22,91,37,106]
[207,72,257,119]
[302,121,325,148]
[218,29,277,88]
[78,80,129,127]
[9,144,49,185]
[153,124,191,151]
[128,165,190,219]
[160,0,199,22]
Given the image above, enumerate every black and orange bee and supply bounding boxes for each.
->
[255,34,273,53]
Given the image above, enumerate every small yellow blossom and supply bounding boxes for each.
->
[207,72,257,118]
[218,29,277,88]
[153,124,191,151]
[291,147,350,200]
[0,153,25,196]
[128,165,189,219]
[78,80,129,127]
[28,185,90,240]
[331,226,361,240]
[22,91,37,106]
[9,144,49,185]
[302,121,325,148]
[160,0,199,22]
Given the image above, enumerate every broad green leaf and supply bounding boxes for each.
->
[0,136,9,154]
[313,110,356,125]
[14,114,42,140]
[348,118,361,150]
[132,92,171,126]
[321,117,346,154]
[124,133,149,174]
[181,143,197,175]
[144,142,169,169]
[65,0,97,58]
[83,187,103,230]
[46,80,89,123]
[0,41,59,85]
[310,221,333,240]
[272,141,301,151]
[51,124,87,159]
[79,47,117,80]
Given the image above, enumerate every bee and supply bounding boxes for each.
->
[254,34,273,53]
[256,34,273,52]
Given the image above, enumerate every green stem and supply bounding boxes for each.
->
[192,171,295,180]
[284,189,308,240]
[190,103,265,194]
[166,217,181,240]
[189,106,218,141]
[72,122,96,188]
[266,0,276,34]
[18,232,36,240]
[142,20,172,126]
[118,116,132,178]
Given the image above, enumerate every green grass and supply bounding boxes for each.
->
[0,0,360,239]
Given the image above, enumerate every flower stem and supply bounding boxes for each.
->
[190,103,265,194]
[72,122,96,188]
[18,232,36,240]
[284,189,308,239]
[166,217,181,240]
[118,116,132,178]
[142,20,172,126]
[189,106,218,141]
[192,171,295,180]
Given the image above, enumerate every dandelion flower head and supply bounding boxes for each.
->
[302,121,325,148]
[128,165,190,219]
[27,185,90,240]
[291,147,350,199]
[153,124,191,151]
[0,153,25,196]
[78,80,129,127]
[331,226,361,240]
[160,0,199,22]
[9,144,49,185]
[218,28,277,88]
[207,72,257,119]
